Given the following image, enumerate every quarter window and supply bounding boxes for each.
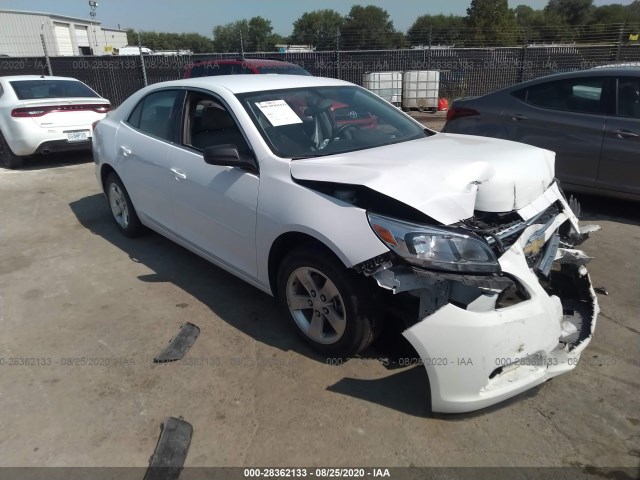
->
[514,77,606,115]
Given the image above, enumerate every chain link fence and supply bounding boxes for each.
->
[1,44,638,106]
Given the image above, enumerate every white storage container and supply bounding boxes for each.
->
[363,71,403,106]
[402,70,440,111]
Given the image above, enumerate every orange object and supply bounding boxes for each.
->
[438,98,449,111]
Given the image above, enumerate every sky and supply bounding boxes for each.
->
[0,0,634,35]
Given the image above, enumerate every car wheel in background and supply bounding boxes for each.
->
[0,131,24,169]
[277,247,377,358]
[105,172,144,237]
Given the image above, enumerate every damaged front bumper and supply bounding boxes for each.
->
[371,183,599,413]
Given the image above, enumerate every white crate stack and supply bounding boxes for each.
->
[362,71,403,106]
[402,70,440,111]
[363,70,441,111]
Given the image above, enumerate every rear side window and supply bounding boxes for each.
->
[127,90,183,141]
[256,65,311,75]
[513,77,606,115]
[617,77,640,119]
[188,62,236,78]
[9,80,98,100]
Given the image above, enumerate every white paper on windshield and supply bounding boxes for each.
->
[255,100,303,127]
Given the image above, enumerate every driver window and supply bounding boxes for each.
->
[617,78,640,119]
[184,93,250,156]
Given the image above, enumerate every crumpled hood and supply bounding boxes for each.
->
[290,133,555,225]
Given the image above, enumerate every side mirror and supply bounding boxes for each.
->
[203,144,257,171]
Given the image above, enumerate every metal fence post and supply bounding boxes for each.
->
[615,23,625,62]
[427,27,432,68]
[40,33,53,76]
[138,33,148,86]
[335,29,341,80]
[519,29,529,83]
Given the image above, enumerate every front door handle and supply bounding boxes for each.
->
[120,145,132,156]
[609,129,639,139]
[170,168,187,180]
[512,113,528,121]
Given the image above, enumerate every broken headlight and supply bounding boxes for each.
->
[367,213,500,273]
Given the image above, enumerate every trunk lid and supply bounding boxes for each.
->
[15,98,111,128]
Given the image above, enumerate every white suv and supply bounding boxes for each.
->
[0,75,111,168]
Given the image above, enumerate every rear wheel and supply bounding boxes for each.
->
[277,247,377,358]
[105,173,144,237]
[0,131,24,169]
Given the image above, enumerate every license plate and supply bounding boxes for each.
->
[66,131,89,142]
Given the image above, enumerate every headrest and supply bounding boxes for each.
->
[201,106,235,130]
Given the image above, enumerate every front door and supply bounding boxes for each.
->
[165,91,260,279]
[597,76,640,196]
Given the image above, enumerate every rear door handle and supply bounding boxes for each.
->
[609,129,639,139]
[170,168,187,180]
[120,145,132,156]
[512,113,527,121]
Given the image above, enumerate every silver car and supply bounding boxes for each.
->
[443,67,640,201]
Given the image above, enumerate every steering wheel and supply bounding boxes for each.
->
[328,123,361,145]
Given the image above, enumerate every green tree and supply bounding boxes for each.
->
[513,5,566,43]
[212,21,243,52]
[125,28,136,46]
[122,30,215,52]
[267,32,289,49]
[588,4,627,25]
[407,14,466,46]
[545,0,594,26]
[466,0,518,46]
[247,16,274,52]
[291,9,344,50]
[339,5,398,50]
[212,17,275,52]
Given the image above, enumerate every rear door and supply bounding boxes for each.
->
[503,76,611,188]
[597,76,640,196]
[115,88,185,231]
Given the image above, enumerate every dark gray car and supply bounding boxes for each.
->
[442,67,640,201]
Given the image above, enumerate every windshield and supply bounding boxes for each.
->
[237,86,429,158]
[9,80,99,100]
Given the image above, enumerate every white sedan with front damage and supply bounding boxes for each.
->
[92,75,599,413]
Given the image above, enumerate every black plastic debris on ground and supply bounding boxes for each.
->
[154,323,200,363]
[144,416,193,480]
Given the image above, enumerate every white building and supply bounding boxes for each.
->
[0,9,128,57]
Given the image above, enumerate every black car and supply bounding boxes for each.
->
[443,67,640,201]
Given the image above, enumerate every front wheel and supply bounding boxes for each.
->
[105,173,144,237]
[277,247,377,358]
[0,131,24,169]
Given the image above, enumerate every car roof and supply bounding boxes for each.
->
[526,67,639,84]
[155,74,354,94]
[491,67,640,94]
[0,75,85,82]
[190,58,298,67]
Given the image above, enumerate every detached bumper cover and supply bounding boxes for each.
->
[382,183,599,413]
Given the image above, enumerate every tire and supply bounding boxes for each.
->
[105,172,144,237]
[0,131,24,169]
[277,246,378,358]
